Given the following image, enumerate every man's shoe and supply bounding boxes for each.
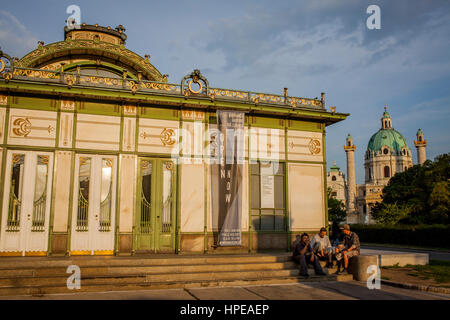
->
[300,273,310,278]
[334,269,341,275]
[316,271,327,276]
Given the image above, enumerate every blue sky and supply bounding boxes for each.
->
[1,0,449,183]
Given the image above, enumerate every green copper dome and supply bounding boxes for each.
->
[330,161,340,172]
[367,128,411,155]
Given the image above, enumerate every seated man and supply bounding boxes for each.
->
[335,224,360,273]
[311,227,333,268]
[292,233,327,277]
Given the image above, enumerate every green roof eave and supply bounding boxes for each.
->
[0,79,349,124]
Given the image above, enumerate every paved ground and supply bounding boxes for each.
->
[2,281,449,300]
[362,245,450,261]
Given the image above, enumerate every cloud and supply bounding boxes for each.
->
[0,10,38,58]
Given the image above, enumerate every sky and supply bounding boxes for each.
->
[0,0,449,183]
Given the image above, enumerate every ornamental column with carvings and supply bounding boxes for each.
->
[344,134,357,213]
[414,128,427,165]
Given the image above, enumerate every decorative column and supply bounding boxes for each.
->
[344,134,357,212]
[414,129,427,165]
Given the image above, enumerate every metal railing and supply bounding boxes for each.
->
[1,66,325,109]
[140,191,152,234]
[99,187,112,232]
[76,189,89,232]
[31,193,46,232]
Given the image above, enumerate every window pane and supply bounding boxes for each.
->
[274,216,285,230]
[251,175,260,208]
[260,215,274,230]
[261,209,274,215]
[251,216,260,230]
[250,162,259,174]
[161,161,173,233]
[274,175,285,208]
[99,159,113,232]
[260,174,275,208]
[140,160,152,233]
[273,162,284,175]
[32,155,49,232]
[77,157,91,231]
[8,154,25,231]
[260,161,272,175]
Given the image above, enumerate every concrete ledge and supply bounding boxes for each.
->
[381,279,450,295]
[361,249,429,267]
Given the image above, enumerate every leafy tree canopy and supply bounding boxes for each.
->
[372,153,450,225]
[327,187,347,223]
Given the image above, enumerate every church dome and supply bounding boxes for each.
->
[367,128,410,156]
[366,105,411,157]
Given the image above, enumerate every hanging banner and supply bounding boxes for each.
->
[210,110,245,246]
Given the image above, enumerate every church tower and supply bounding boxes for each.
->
[344,134,356,212]
[414,129,427,165]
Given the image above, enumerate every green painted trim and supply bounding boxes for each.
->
[287,119,323,132]
[0,81,348,124]
[0,147,7,233]
[9,95,57,112]
[77,101,121,117]
[0,105,10,227]
[248,115,285,129]
[140,105,179,121]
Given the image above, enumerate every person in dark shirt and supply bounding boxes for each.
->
[292,233,327,277]
[338,224,360,273]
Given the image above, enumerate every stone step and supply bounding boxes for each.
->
[0,261,298,278]
[0,273,353,297]
[0,254,292,270]
[0,253,353,297]
[0,266,351,289]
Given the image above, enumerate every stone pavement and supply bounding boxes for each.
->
[2,281,449,300]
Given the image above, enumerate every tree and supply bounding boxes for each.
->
[327,187,347,223]
[370,202,410,225]
[376,153,450,225]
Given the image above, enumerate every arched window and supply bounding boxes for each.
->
[419,136,422,142]
[332,176,336,181]
[404,166,407,171]
[348,141,351,146]
[384,166,390,178]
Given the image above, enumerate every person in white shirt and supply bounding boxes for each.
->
[311,227,333,268]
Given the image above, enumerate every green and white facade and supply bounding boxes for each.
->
[0,24,347,256]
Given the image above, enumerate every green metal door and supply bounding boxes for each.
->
[134,158,176,253]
